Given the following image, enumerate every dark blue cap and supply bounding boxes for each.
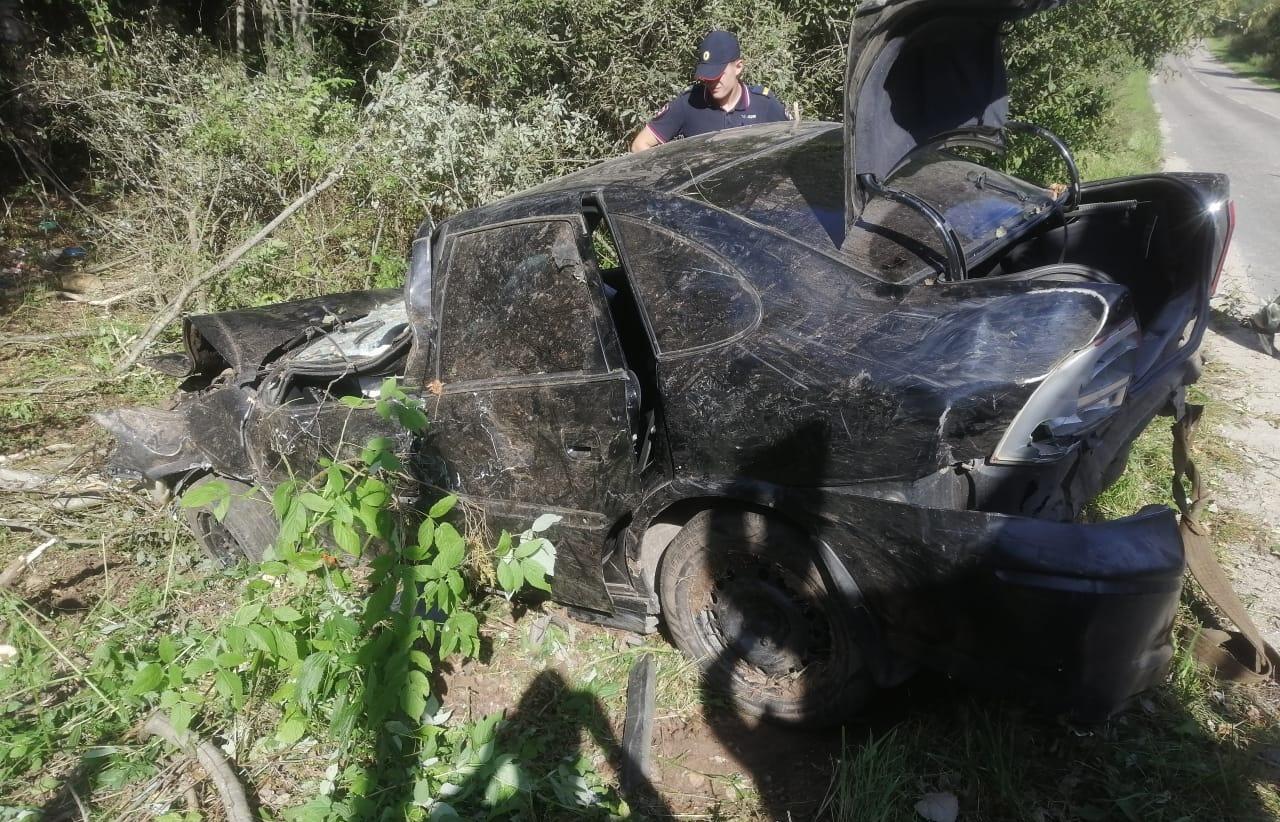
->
[694,30,741,81]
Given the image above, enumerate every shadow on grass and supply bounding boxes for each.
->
[660,419,1280,820]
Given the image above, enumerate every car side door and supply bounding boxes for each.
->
[425,216,640,613]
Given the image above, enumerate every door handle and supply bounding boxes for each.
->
[561,430,601,461]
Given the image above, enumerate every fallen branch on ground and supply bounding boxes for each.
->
[0,467,55,492]
[56,285,147,307]
[140,713,254,822]
[0,517,99,546]
[0,467,112,493]
[0,443,76,465]
[0,332,96,345]
[0,537,57,589]
[114,135,368,376]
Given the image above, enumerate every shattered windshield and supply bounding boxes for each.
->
[684,127,1056,283]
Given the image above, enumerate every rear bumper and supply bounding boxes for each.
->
[816,495,1184,719]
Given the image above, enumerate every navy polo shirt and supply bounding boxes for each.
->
[644,83,789,143]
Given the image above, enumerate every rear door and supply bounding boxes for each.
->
[427,217,640,612]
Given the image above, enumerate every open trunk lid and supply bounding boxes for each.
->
[842,0,1071,227]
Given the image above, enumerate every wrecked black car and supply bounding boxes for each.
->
[99,0,1234,723]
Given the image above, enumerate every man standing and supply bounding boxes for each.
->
[629,30,789,152]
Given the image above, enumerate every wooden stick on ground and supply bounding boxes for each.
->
[0,537,56,589]
[140,713,254,822]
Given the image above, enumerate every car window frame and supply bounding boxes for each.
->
[606,212,763,360]
[431,215,628,388]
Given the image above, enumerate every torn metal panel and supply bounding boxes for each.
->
[94,406,209,481]
[95,387,256,481]
[181,288,401,383]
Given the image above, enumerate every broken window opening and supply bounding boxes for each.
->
[584,198,661,467]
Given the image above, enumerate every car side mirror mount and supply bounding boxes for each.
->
[403,216,437,389]
[857,173,968,282]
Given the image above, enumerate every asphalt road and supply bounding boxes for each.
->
[1151,46,1280,301]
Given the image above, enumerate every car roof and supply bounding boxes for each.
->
[516,121,831,198]
[450,120,1054,284]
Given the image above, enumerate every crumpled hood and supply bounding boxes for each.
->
[152,288,402,384]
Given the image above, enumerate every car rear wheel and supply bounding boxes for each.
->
[657,509,872,725]
[181,476,276,565]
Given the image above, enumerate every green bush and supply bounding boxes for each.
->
[1222,1,1280,77]
[24,0,1223,308]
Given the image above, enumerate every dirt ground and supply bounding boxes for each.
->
[1192,242,1280,650]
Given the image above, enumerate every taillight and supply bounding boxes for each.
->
[991,319,1141,465]
[1209,199,1235,297]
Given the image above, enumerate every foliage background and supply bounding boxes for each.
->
[1215,0,1280,81]
[1,0,1223,309]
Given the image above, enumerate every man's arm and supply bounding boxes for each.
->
[630,96,684,153]
[630,125,664,153]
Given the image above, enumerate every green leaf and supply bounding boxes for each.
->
[332,521,362,556]
[523,562,552,593]
[224,625,248,655]
[393,403,429,432]
[364,581,396,627]
[495,530,513,558]
[272,480,297,520]
[276,714,307,745]
[427,495,458,519]
[428,803,461,822]
[360,437,395,466]
[247,624,278,656]
[216,651,248,669]
[180,479,229,510]
[515,536,546,559]
[484,754,527,807]
[450,611,478,641]
[434,523,465,570]
[297,652,332,712]
[358,477,390,508]
[529,513,561,533]
[128,663,165,697]
[298,493,332,513]
[496,559,518,594]
[338,395,367,409]
[409,650,433,673]
[169,702,194,734]
[325,466,345,496]
[277,498,309,552]
[232,602,262,626]
[416,518,435,552]
[273,605,304,622]
[273,628,299,664]
[332,497,354,527]
[401,669,429,719]
[288,551,325,572]
[413,778,433,807]
[214,669,244,708]
[157,636,177,664]
[184,657,216,680]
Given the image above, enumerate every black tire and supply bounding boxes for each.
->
[657,509,872,725]
[181,476,277,565]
